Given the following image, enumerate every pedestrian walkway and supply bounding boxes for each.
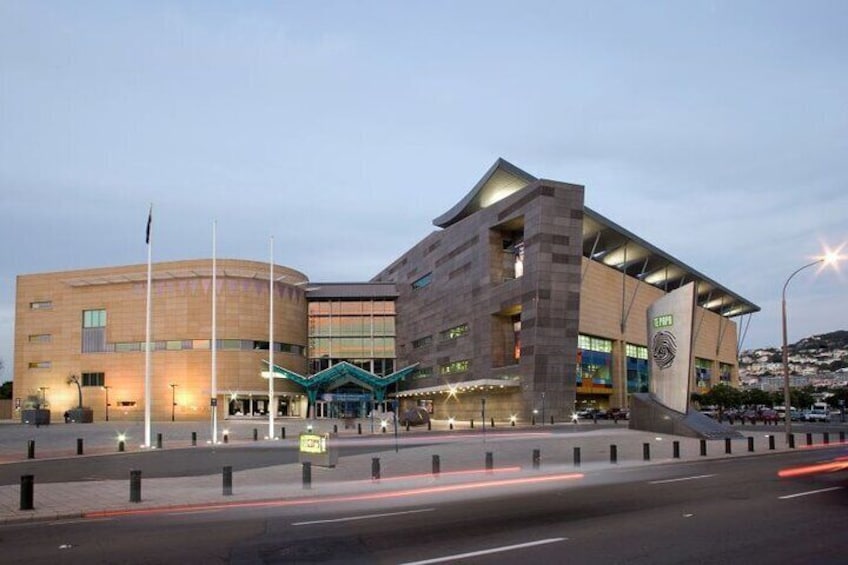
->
[0,418,837,525]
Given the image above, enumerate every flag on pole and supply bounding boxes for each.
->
[145,205,152,244]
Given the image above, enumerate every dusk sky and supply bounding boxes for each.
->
[2,1,846,382]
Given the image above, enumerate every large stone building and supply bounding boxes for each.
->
[13,159,758,423]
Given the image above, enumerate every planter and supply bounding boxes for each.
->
[67,407,94,423]
[21,409,51,426]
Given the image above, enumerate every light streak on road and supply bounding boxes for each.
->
[84,472,584,520]
[398,537,567,564]
[648,474,716,484]
[778,486,844,499]
[777,456,848,478]
[351,466,522,484]
[292,508,435,526]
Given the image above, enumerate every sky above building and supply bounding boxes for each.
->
[1,1,846,382]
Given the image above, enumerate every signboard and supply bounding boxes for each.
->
[298,432,338,467]
[647,282,696,414]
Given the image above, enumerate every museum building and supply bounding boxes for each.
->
[13,159,759,423]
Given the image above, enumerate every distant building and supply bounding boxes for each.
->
[14,159,759,423]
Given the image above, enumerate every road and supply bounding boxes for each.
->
[2,445,846,564]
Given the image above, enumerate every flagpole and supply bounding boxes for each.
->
[268,235,275,440]
[144,204,153,448]
[212,220,218,444]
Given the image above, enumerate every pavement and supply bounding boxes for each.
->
[0,416,842,525]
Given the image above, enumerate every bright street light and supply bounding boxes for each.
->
[781,249,841,445]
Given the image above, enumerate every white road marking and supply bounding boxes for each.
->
[292,508,435,526]
[778,486,844,500]
[649,474,716,484]
[398,537,567,565]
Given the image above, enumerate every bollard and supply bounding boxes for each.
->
[191,431,197,446]
[406,421,410,432]
[118,440,125,452]
[156,433,163,449]
[302,462,312,490]
[382,424,387,434]
[432,454,440,476]
[27,440,35,460]
[77,438,84,456]
[532,448,541,470]
[700,439,707,456]
[673,440,680,459]
[610,444,618,464]
[725,438,732,454]
[372,457,381,481]
[823,432,830,445]
[470,419,474,429]
[491,417,495,428]
[643,443,650,461]
[254,428,259,441]
[573,446,581,467]
[789,433,795,449]
[769,435,776,450]
[748,437,754,452]
[840,431,845,444]
[806,433,813,446]
[20,475,34,511]
[357,423,362,435]
[449,420,454,430]
[223,432,229,444]
[550,416,554,425]
[130,470,142,503]
[511,419,515,427]
[223,466,233,496]
[531,416,536,426]
[281,426,287,439]
[485,451,493,472]
[428,420,432,431]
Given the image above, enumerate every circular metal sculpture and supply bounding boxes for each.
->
[651,330,677,369]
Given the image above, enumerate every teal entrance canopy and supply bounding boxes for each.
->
[261,360,418,405]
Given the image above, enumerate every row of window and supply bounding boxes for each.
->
[308,337,396,358]
[107,339,305,355]
[308,316,396,337]
[412,323,469,349]
[308,300,396,316]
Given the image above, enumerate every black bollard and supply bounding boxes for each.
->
[20,475,34,511]
[511,419,515,427]
[449,420,454,430]
[769,435,776,450]
[610,444,618,464]
[432,454,440,476]
[118,440,125,452]
[156,433,163,449]
[254,428,259,441]
[789,433,795,449]
[191,431,197,446]
[725,438,732,454]
[428,420,432,431]
[223,432,229,444]
[823,432,830,445]
[643,442,650,461]
[470,419,474,429]
[747,437,754,452]
[281,426,286,439]
[27,440,35,460]
[573,446,581,467]
[485,451,493,472]
[406,421,410,432]
[491,417,495,428]
[806,432,813,446]
[532,448,541,470]
[130,470,142,503]
[77,438,84,456]
[700,439,707,456]
[357,423,362,435]
[531,416,536,426]
[550,416,554,425]
[372,457,381,481]
[673,440,680,459]
[223,466,233,496]
[302,462,312,490]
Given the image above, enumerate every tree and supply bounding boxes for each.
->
[701,383,743,410]
[742,388,772,407]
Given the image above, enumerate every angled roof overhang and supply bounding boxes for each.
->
[262,361,419,401]
[395,378,522,398]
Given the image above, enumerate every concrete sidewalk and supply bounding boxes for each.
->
[0,419,828,525]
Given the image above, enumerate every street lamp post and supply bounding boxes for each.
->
[781,252,840,445]
[170,383,178,422]
[102,386,111,422]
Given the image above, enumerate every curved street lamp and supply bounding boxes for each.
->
[782,251,840,445]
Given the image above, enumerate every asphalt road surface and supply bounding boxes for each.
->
[2,445,846,564]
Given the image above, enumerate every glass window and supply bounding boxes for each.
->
[578,334,613,353]
[81,372,105,387]
[719,362,733,382]
[28,334,52,343]
[440,360,470,375]
[83,309,107,328]
[30,300,53,310]
[413,367,433,380]
[412,272,432,290]
[576,349,612,388]
[440,323,469,341]
[28,361,51,369]
[695,358,713,388]
[412,335,433,349]
[625,343,648,359]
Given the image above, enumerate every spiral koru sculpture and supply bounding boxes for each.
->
[651,330,677,369]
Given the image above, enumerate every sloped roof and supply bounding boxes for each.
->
[430,158,760,318]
